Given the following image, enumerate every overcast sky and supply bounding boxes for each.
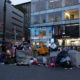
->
[10,0,31,5]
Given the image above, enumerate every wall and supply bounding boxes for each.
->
[0,0,24,42]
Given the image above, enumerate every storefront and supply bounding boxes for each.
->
[30,26,53,45]
[55,23,80,47]
[58,38,80,46]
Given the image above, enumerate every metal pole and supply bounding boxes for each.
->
[15,31,16,45]
[2,0,6,51]
[14,29,16,45]
[62,25,65,50]
[3,0,6,41]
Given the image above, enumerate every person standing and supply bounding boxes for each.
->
[43,56,47,66]
[31,44,37,57]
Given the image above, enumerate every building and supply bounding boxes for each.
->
[31,0,80,46]
[0,0,24,43]
[15,2,31,42]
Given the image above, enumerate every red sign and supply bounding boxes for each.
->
[37,35,43,37]
[0,23,3,27]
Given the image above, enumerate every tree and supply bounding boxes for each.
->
[15,5,27,14]
[7,0,12,4]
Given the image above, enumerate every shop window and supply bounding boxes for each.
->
[65,25,79,37]
[53,25,62,37]
[49,30,51,34]
[40,30,46,36]
[70,14,74,20]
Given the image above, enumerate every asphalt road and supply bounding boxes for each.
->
[0,64,80,80]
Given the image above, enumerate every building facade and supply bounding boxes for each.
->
[31,0,80,46]
[15,2,31,42]
[0,0,24,43]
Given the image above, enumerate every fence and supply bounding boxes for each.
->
[16,50,33,64]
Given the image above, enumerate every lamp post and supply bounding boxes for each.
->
[62,30,65,50]
[2,0,7,51]
[14,29,16,45]
[3,0,6,41]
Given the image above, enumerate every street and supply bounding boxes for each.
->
[0,64,80,80]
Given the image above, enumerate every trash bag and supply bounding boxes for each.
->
[55,50,68,64]
[50,43,58,52]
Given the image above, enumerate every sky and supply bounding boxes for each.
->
[10,0,31,5]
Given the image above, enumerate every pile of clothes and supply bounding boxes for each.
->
[30,58,38,65]
[55,50,72,69]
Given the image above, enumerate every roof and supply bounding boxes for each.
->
[14,1,31,6]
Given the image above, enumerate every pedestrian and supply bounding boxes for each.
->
[60,55,72,69]
[4,46,11,64]
[43,56,47,66]
[12,46,16,57]
[31,44,37,57]
[48,58,55,67]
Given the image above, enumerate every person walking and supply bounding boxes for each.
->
[31,44,37,57]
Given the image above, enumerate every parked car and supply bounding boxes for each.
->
[37,45,49,55]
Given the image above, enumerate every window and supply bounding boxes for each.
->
[33,1,41,12]
[48,0,62,9]
[64,0,78,6]
[40,14,47,23]
[31,15,40,25]
[65,9,79,20]
[39,0,47,11]
[65,24,79,37]
[48,11,62,22]
[54,25,62,36]
[31,0,47,12]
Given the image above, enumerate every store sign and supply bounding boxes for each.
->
[31,27,52,40]
[62,36,70,38]
[35,28,40,35]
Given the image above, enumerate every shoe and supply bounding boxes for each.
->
[1,63,4,64]
[69,68,72,70]
[64,68,67,69]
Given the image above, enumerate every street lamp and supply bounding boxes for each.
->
[3,0,6,40]
[62,30,65,50]
[2,0,7,52]
[14,29,16,45]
